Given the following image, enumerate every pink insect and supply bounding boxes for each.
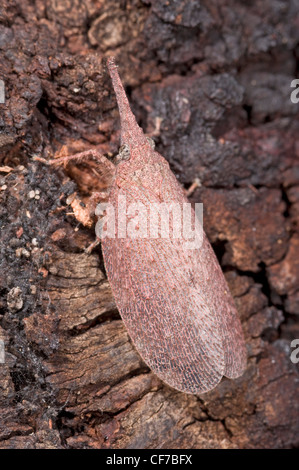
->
[55,58,247,394]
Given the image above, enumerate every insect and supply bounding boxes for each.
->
[56,58,247,394]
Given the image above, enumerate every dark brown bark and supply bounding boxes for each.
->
[0,0,298,449]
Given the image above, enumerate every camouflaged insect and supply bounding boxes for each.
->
[97,58,247,394]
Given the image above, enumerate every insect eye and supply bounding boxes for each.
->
[146,137,155,149]
[118,144,131,161]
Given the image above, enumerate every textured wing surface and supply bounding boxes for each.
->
[102,169,246,393]
[160,161,246,379]
[193,234,247,378]
[103,234,225,394]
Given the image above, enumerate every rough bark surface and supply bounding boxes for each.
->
[0,0,298,449]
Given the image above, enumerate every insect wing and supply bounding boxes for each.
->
[102,188,228,394]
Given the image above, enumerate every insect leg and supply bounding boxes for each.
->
[49,149,115,173]
[185,178,201,198]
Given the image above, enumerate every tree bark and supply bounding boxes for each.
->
[0,0,298,449]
